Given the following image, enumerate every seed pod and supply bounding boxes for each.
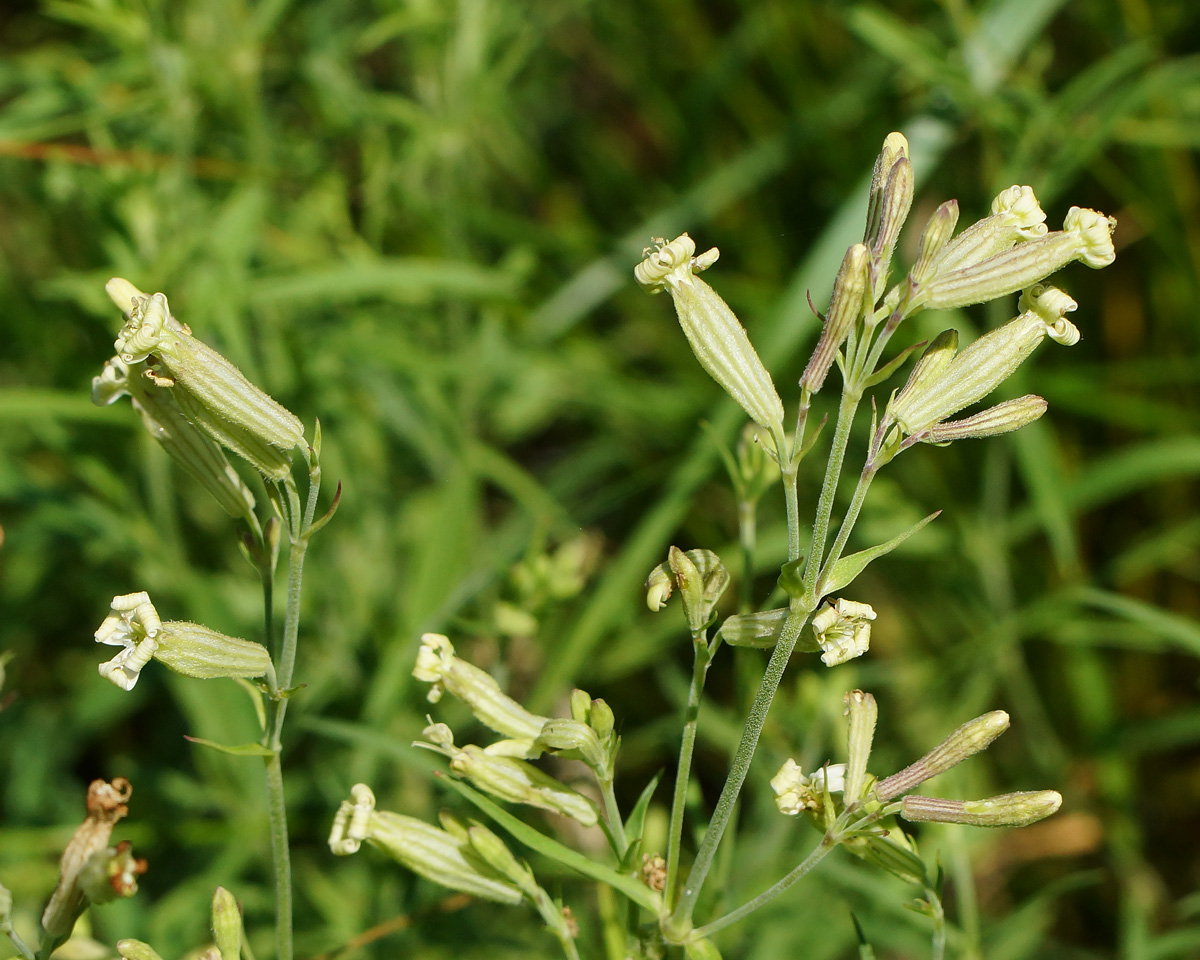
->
[801,243,869,393]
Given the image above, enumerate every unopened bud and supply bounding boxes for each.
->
[843,690,878,805]
[909,201,960,285]
[589,697,615,742]
[801,243,869,392]
[646,564,674,611]
[466,824,538,896]
[875,710,1010,800]
[327,784,523,905]
[926,395,1047,444]
[635,235,785,432]
[864,133,910,253]
[117,941,166,960]
[901,790,1062,827]
[535,718,608,774]
[211,887,243,960]
[448,744,599,826]
[413,633,549,743]
[872,157,914,272]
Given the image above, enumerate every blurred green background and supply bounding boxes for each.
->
[1,0,1198,957]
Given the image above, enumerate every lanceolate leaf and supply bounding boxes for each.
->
[819,511,941,595]
[184,736,275,757]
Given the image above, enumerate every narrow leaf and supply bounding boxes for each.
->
[184,736,275,757]
[820,511,941,595]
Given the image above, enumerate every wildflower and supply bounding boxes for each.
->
[636,235,785,433]
[103,281,304,479]
[328,784,523,905]
[810,599,876,666]
[413,633,549,746]
[770,759,847,815]
[95,592,271,691]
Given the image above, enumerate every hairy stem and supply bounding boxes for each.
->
[665,637,713,907]
[691,834,836,939]
[264,751,293,960]
[667,601,811,933]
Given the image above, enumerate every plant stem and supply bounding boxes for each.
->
[803,389,861,598]
[816,462,878,587]
[263,750,292,960]
[667,601,811,933]
[7,928,35,960]
[261,465,321,960]
[664,637,712,908]
[599,777,628,857]
[927,883,947,960]
[691,834,835,939]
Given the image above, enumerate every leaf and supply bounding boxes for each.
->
[624,771,662,847]
[863,338,927,389]
[184,736,275,757]
[438,775,662,914]
[819,511,940,595]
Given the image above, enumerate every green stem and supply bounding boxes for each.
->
[927,883,947,960]
[261,466,321,960]
[691,834,836,939]
[600,777,628,857]
[8,928,35,960]
[816,462,878,588]
[664,638,712,908]
[667,602,811,934]
[263,750,292,960]
[803,389,861,597]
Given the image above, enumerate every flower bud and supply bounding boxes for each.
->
[842,829,926,885]
[875,710,1009,800]
[900,790,1062,827]
[447,742,599,826]
[211,886,243,960]
[117,941,167,960]
[909,201,960,285]
[871,157,914,273]
[328,784,524,905]
[413,633,549,743]
[916,206,1115,310]
[466,823,538,896]
[925,395,1047,444]
[843,690,878,805]
[636,235,785,432]
[645,564,674,611]
[864,133,910,254]
[801,243,870,393]
[589,697,615,743]
[672,546,730,633]
[810,599,875,666]
[535,718,609,774]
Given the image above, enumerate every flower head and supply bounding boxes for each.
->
[811,599,876,666]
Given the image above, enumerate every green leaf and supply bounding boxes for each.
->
[624,771,662,847]
[438,775,662,914]
[184,736,275,757]
[819,511,941,595]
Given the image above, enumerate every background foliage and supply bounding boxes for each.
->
[1,0,1198,957]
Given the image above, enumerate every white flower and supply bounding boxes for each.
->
[811,599,876,666]
[770,759,847,815]
[95,593,162,691]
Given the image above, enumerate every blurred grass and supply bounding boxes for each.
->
[1,0,1199,957]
